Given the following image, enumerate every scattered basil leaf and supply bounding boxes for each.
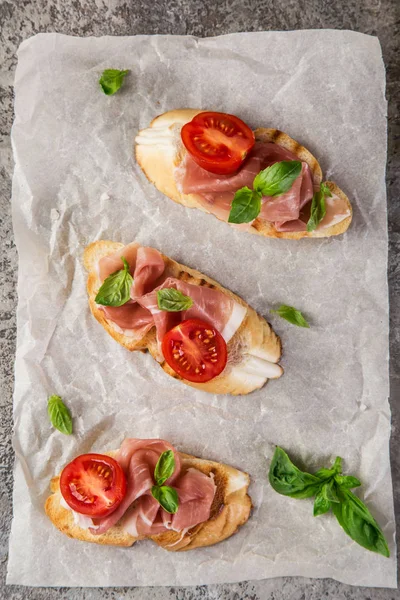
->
[270,305,310,328]
[157,288,193,312]
[154,450,175,486]
[306,182,332,232]
[335,474,362,490]
[269,447,322,499]
[269,447,390,558]
[228,187,262,224]
[332,490,390,557]
[47,395,72,435]
[151,485,179,514]
[95,256,133,307]
[313,487,331,516]
[253,161,302,197]
[99,69,129,95]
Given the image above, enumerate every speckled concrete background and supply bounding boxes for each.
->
[0,1,399,598]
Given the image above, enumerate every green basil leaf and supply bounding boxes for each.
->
[332,490,390,557]
[253,161,302,197]
[313,487,331,516]
[228,187,261,224]
[314,468,335,480]
[95,256,133,307]
[335,474,362,490]
[47,395,72,435]
[99,69,129,95]
[157,288,193,312]
[322,479,340,503]
[154,450,176,486]
[306,182,332,232]
[332,456,343,473]
[314,456,343,480]
[269,447,322,499]
[151,485,179,514]
[321,182,333,198]
[270,305,310,328]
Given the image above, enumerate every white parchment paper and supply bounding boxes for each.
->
[7,31,396,588]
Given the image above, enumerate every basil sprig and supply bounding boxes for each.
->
[95,257,133,307]
[228,160,302,224]
[151,450,179,514]
[99,69,129,95]
[157,288,193,312]
[270,304,310,328]
[47,395,73,435]
[306,182,332,232]
[269,447,390,557]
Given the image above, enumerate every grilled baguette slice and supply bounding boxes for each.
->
[84,240,283,395]
[135,109,352,239]
[45,451,252,550]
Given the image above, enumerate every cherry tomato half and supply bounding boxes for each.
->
[181,111,255,175]
[60,453,127,518]
[162,318,228,383]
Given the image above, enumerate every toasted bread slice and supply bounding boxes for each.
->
[84,241,283,395]
[45,451,252,551]
[135,109,352,239]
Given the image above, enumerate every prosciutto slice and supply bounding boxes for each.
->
[137,276,244,346]
[130,247,165,298]
[177,152,263,194]
[260,163,313,222]
[100,303,154,335]
[97,245,246,346]
[98,242,140,281]
[92,439,215,537]
[175,142,316,232]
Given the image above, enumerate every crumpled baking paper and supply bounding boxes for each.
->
[7,31,396,588]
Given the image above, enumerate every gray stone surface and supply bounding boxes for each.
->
[0,0,398,598]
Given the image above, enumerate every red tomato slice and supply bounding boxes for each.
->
[60,453,127,518]
[181,111,255,175]
[162,318,228,383]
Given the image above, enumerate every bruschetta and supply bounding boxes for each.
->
[45,438,252,550]
[135,109,352,239]
[84,240,283,395]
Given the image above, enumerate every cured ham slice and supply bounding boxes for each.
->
[98,242,139,281]
[100,303,154,334]
[175,142,318,232]
[177,142,300,195]
[260,163,313,222]
[93,439,180,534]
[93,439,215,537]
[138,276,246,346]
[273,189,352,232]
[169,468,216,532]
[130,246,165,298]
[177,152,262,194]
[319,193,353,229]
[96,245,246,344]
[197,192,253,230]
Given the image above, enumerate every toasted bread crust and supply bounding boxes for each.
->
[84,240,283,395]
[135,109,352,240]
[45,451,252,551]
